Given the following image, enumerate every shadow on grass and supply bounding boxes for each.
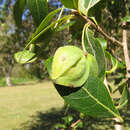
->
[18,107,68,130]
[17,107,130,130]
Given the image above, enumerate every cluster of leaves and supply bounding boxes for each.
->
[13,0,130,124]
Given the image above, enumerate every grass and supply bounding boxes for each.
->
[0,80,64,130]
[0,79,129,130]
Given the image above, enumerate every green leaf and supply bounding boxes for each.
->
[97,37,107,50]
[78,0,101,15]
[45,56,53,75]
[105,51,118,74]
[118,85,129,109]
[82,25,106,79]
[14,50,37,64]
[121,16,130,22]
[56,76,122,121]
[27,0,48,26]
[25,15,72,49]
[62,115,73,125]
[59,0,78,9]
[30,8,61,41]
[55,21,76,32]
[53,123,66,129]
[45,57,123,122]
[13,0,26,28]
[27,8,61,48]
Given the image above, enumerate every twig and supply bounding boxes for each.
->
[122,22,130,82]
[122,0,130,110]
[71,119,81,129]
[72,11,123,48]
[54,6,64,28]
[113,118,123,130]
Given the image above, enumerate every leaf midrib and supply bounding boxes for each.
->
[82,87,123,122]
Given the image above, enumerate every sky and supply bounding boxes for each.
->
[0,0,5,9]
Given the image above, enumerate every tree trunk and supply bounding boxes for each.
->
[5,73,12,87]
[3,67,13,87]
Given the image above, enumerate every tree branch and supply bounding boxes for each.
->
[71,119,81,129]
[73,11,123,48]
[113,118,123,130]
[122,22,130,80]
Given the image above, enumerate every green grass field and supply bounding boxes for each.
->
[0,81,64,130]
[0,80,129,130]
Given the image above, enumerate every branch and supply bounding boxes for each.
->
[73,11,123,48]
[71,119,81,129]
[122,22,130,81]
[113,118,123,130]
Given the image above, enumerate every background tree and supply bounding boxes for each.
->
[0,0,35,86]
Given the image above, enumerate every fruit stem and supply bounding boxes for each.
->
[82,24,89,57]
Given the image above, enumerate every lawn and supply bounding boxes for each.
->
[0,80,130,130]
[0,80,64,130]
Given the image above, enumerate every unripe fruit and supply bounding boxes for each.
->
[51,46,90,87]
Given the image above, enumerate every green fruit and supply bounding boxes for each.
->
[51,46,90,87]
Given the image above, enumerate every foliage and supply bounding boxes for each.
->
[12,0,130,128]
[0,1,47,86]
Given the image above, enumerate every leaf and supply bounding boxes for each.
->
[13,0,26,28]
[14,50,37,64]
[57,76,122,120]
[53,123,66,129]
[105,51,118,74]
[25,15,72,49]
[97,37,107,50]
[118,85,129,109]
[121,16,130,22]
[82,25,106,79]
[62,115,73,125]
[27,9,61,47]
[45,57,123,122]
[27,0,48,26]
[30,8,61,40]
[45,56,53,75]
[59,0,78,9]
[78,0,101,15]
[55,21,76,32]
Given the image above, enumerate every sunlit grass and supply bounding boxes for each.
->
[0,80,64,130]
